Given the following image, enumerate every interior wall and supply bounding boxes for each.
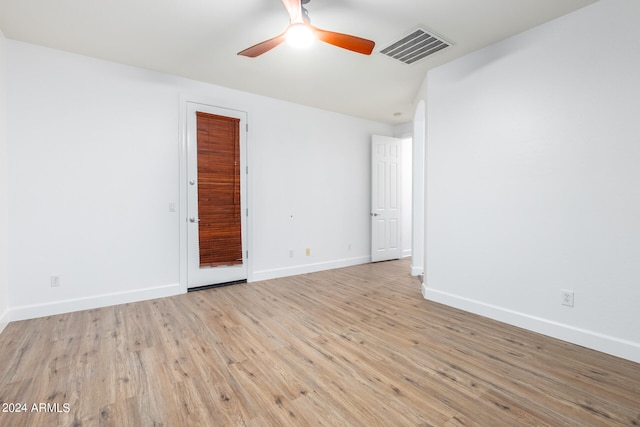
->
[425,0,640,362]
[241,97,393,280]
[6,40,392,320]
[0,29,9,331]
[7,42,183,319]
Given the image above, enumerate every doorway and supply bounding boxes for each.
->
[371,135,404,262]
[185,102,248,289]
[370,134,413,263]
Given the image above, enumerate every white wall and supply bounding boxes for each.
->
[425,0,640,362]
[0,29,9,331]
[7,42,183,319]
[241,96,392,280]
[6,41,392,320]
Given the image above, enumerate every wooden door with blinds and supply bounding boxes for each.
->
[196,112,242,267]
[186,102,247,290]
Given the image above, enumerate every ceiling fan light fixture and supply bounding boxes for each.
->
[286,23,315,48]
[237,0,374,57]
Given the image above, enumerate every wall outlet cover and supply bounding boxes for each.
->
[561,290,574,307]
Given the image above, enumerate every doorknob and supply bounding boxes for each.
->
[370,213,380,217]
[189,217,200,223]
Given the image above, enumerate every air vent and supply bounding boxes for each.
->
[379,27,451,65]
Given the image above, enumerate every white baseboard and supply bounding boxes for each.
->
[251,256,371,282]
[8,283,183,322]
[423,285,640,364]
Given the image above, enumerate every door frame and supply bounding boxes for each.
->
[179,95,252,292]
[412,100,426,278]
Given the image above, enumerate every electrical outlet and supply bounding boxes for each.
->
[305,248,310,256]
[289,249,294,258]
[51,276,61,287]
[561,290,574,307]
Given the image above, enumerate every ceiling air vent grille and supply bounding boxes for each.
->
[380,28,450,65]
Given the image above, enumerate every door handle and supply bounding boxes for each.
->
[189,217,200,223]
[370,213,380,217]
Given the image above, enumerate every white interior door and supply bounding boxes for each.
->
[371,135,403,262]
[186,102,248,288]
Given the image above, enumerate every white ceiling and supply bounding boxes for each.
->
[0,0,597,124]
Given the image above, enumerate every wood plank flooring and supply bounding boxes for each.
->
[1,259,639,426]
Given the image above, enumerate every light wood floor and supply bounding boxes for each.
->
[1,259,639,426]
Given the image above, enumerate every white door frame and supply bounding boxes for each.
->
[179,96,251,292]
[412,100,426,278]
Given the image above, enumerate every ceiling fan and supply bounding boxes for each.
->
[237,0,375,58]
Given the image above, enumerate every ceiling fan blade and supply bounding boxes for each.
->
[281,0,304,23]
[237,33,287,57]
[312,27,375,55]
